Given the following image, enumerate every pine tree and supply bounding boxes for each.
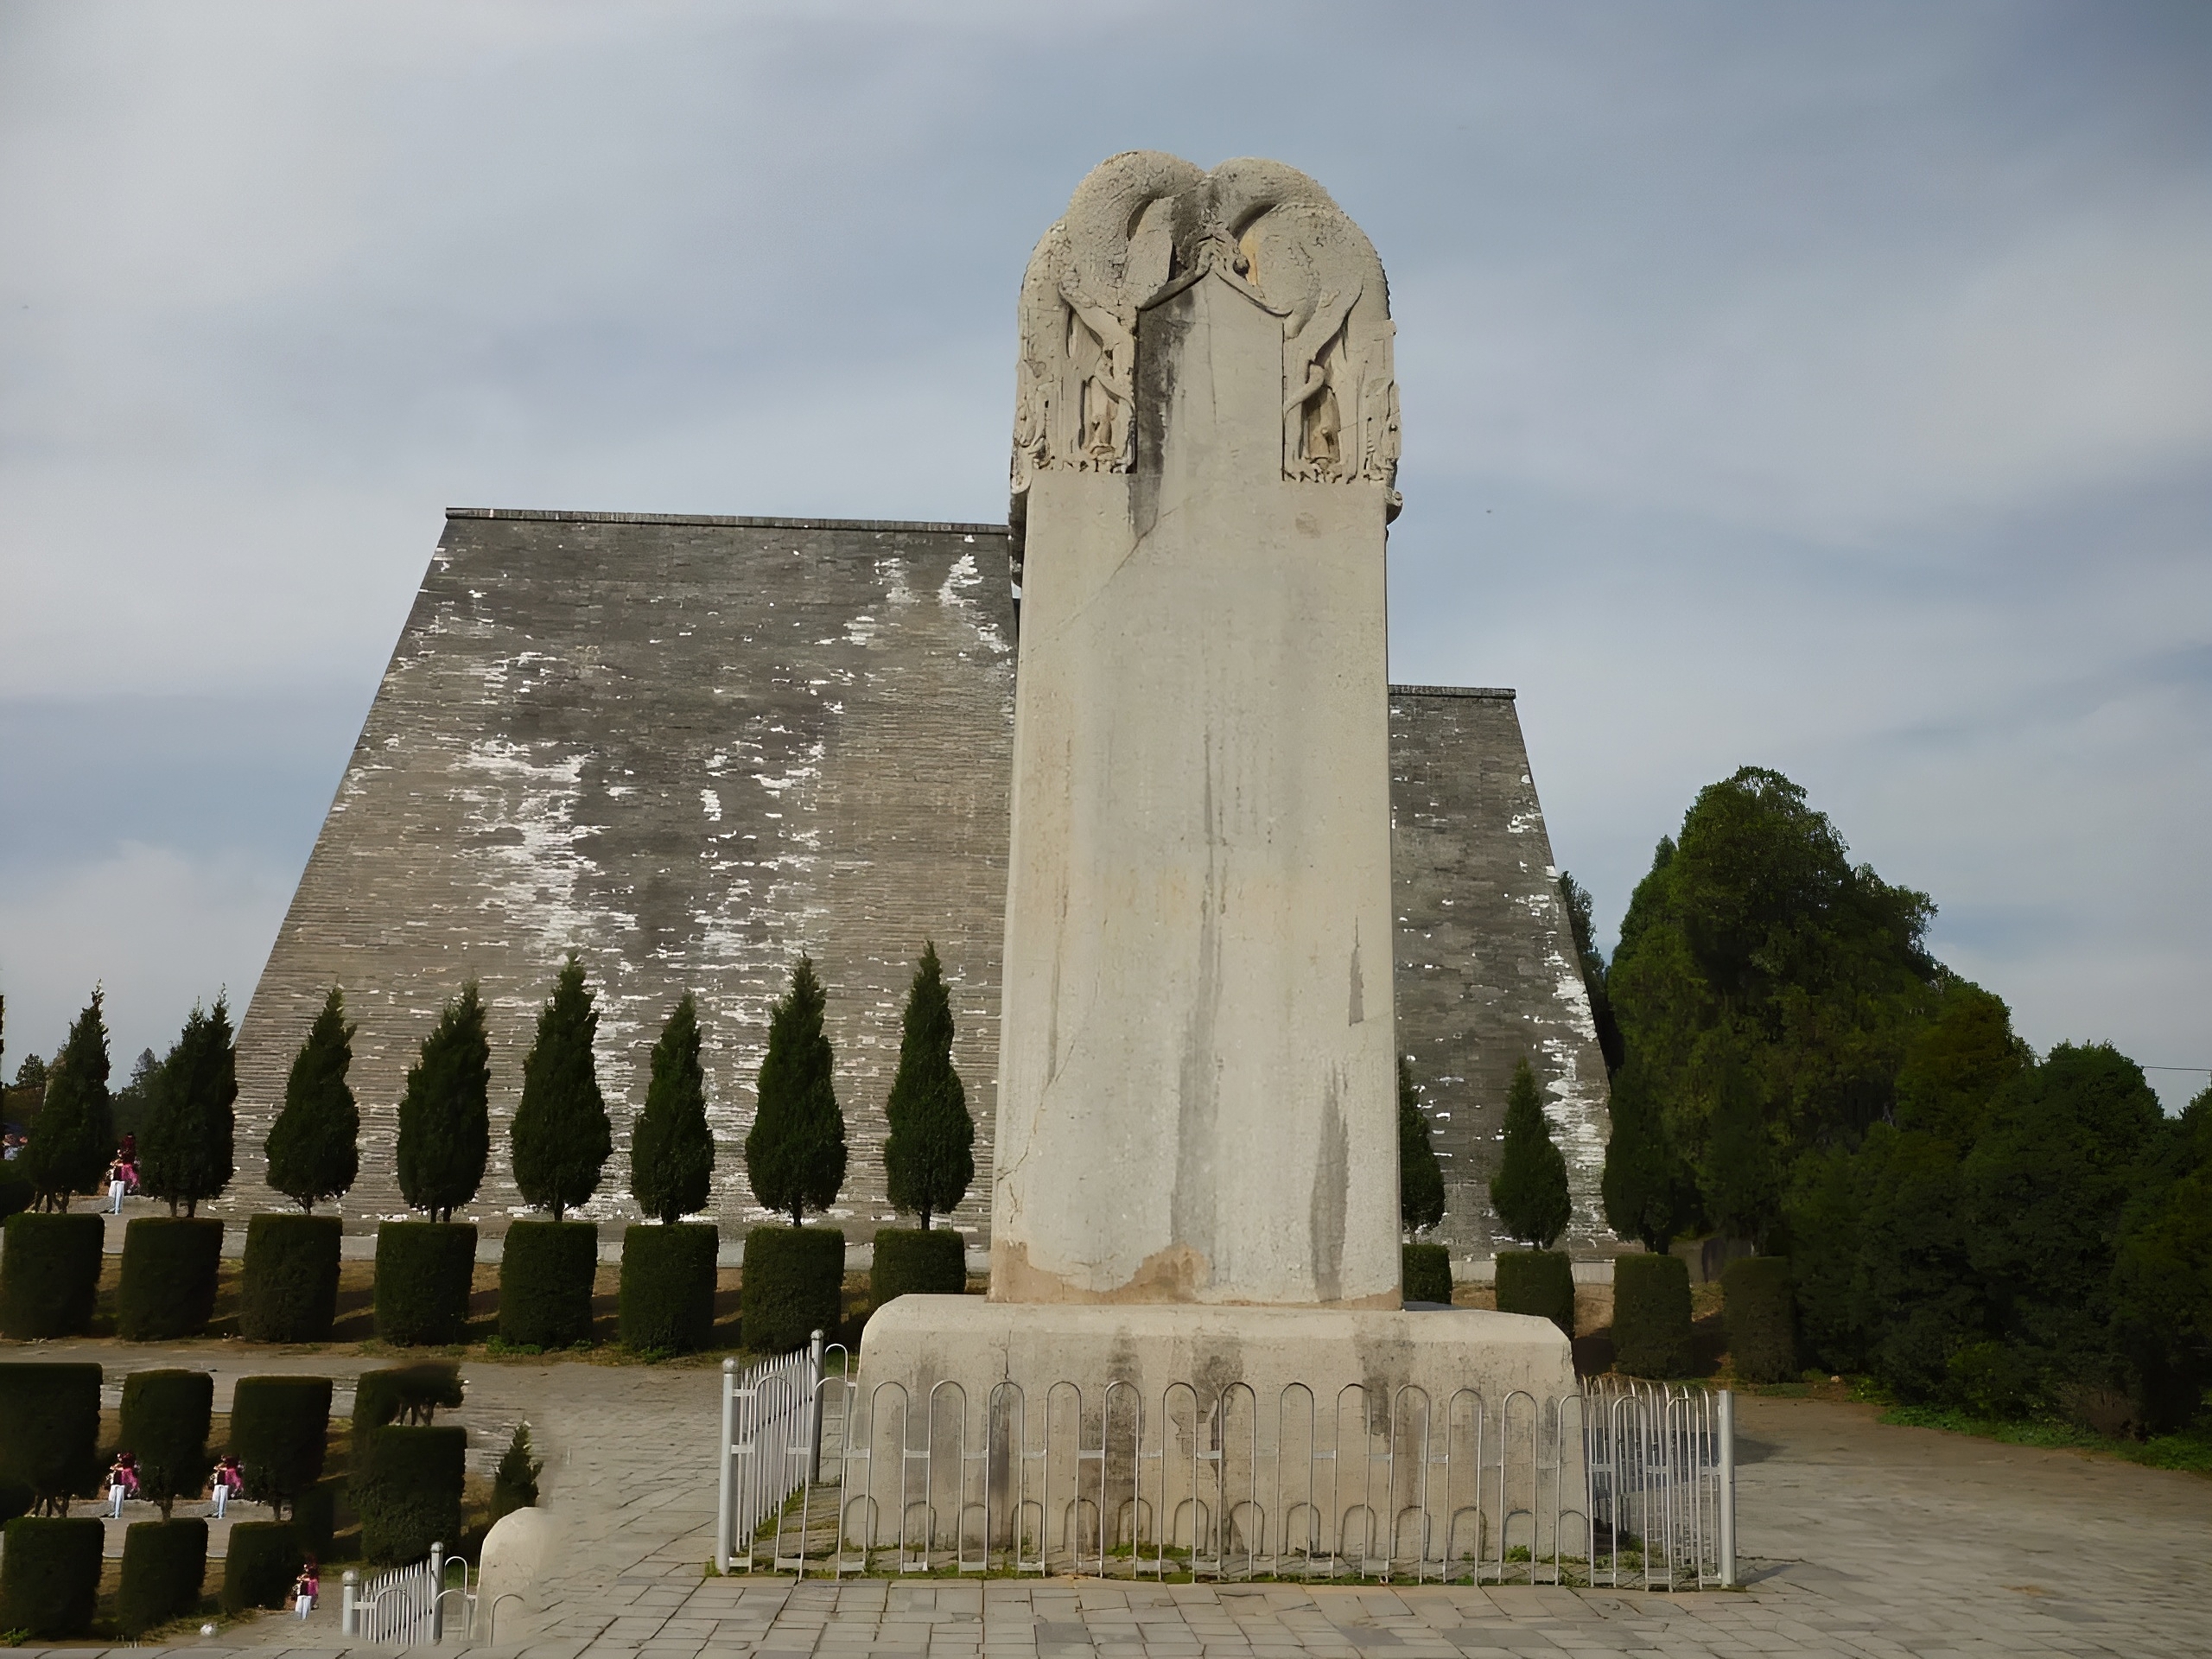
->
[1398,1055,1446,1234]
[265,988,361,1211]
[397,982,492,1224]
[511,957,613,1221]
[744,956,846,1227]
[1600,1055,1695,1253]
[1490,1056,1571,1249]
[24,990,116,1211]
[882,943,973,1230]
[631,993,715,1224]
[140,996,238,1217]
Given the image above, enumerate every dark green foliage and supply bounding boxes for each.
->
[373,1221,478,1346]
[872,1226,966,1304]
[1402,1242,1452,1305]
[1600,1057,1696,1253]
[0,1516,104,1636]
[239,1213,343,1343]
[0,1211,103,1338]
[353,1425,464,1564]
[219,1522,300,1614]
[0,1170,30,1221]
[110,1048,161,1145]
[119,1370,213,1520]
[1559,872,1624,1077]
[117,1217,225,1340]
[352,1363,464,1455]
[21,993,114,1211]
[396,983,490,1223]
[1490,1057,1570,1249]
[0,1363,101,1516]
[491,1423,543,1523]
[882,944,973,1230]
[1893,979,2031,1150]
[2113,1160,2212,1433]
[227,1376,330,1521]
[117,1518,208,1637]
[744,957,847,1226]
[741,1224,842,1354]
[619,1223,718,1355]
[1496,1249,1575,1337]
[1722,1256,1796,1382]
[139,997,237,1217]
[1612,1253,1694,1378]
[264,988,359,1212]
[294,1476,338,1558]
[512,958,613,1221]
[1398,1056,1446,1234]
[498,1218,598,1349]
[630,993,715,1225]
[1701,1058,1782,1249]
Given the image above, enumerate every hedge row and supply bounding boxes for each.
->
[741,1226,843,1354]
[1613,1253,1694,1378]
[0,1362,101,1516]
[499,1218,597,1349]
[0,1211,104,1338]
[1722,1255,1797,1382]
[0,1516,104,1637]
[1402,1242,1452,1305]
[620,1223,717,1354]
[117,1516,207,1637]
[353,1424,466,1564]
[118,1217,226,1340]
[873,1227,966,1305]
[1496,1249,1575,1336]
[374,1221,478,1345]
[241,1212,344,1342]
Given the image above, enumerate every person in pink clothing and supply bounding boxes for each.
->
[208,1453,244,1517]
[293,1557,320,1618]
[105,1451,140,1516]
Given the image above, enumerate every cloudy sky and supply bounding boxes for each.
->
[2,1,2206,1105]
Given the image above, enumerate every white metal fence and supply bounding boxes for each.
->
[340,1543,475,1644]
[718,1356,1737,1589]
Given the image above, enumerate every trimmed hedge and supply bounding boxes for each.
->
[741,1226,843,1355]
[0,1516,104,1637]
[1402,1242,1452,1305]
[117,1217,226,1340]
[119,1370,213,1516]
[620,1223,717,1355]
[354,1424,465,1565]
[499,1218,598,1349]
[219,1521,300,1615]
[117,1517,208,1637]
[0,1171,31,1222]
[373,1220,478,1346]
[353,1361,464,1451]
[0,1211,104,1339]
[872,1227,966,1305]
[1496,1249,1575,1337]
[294,1475,338,1558]
[0,1363,102,1514]
[1613,1252,1694,1378]
[240,1213,343,1343]
[228,1375,330,1520]
[1722,1255,1797,1383]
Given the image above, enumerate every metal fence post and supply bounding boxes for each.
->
[429,1542,445,1642]
[808,1328,826,1482]
[716,1357,738,1571]
[340,1568,358,1637]
[1717,1389,1738,1587]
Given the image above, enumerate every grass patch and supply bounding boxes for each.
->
[1879,1404,2212,1474]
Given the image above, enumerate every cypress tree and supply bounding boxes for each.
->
[1600,1055,1695,1253]
[23,992,115,1211]
[1490,1056,1571,1249]
[1398,1055,1446,1234]
[1700,1053,1781,1248]
[630,993,715,1225]
[396,983,491,1224]
[511,957,613,1221]
[882,943,973,1230]
[139,997,238,1217]
[744,956,846,1227]
[264,988,360,1212]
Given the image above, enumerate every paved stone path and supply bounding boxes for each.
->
[10,1349,2208,1658]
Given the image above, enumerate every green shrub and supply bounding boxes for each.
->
[1722,1255,1797,1382]
[619,1223,717,1354]
[119,1370,213,1517]
[353,1424,465,1565]
[0,1516,104,1637]
[228,1376,330,1520]
[1612,1252,1694,1378]
[872,1227,966,1305]
[373,1220,478,1346]
[498,1218,597,1349]
[352,1361,464,1457]
[239,1213,343,1343]
[1402,1242,1452,1305]
[219,1521,300,1614]
[116,1517,208,1637]
[0,1363,102,1515]
[741,1225,843,1355]
[294,1475,338,1558]
[490,1423,543,1523]
[1496,1249,1575,1337]
[0,1211,104,1338]
[0,1171,32,1222]
[117,1217,226,1340]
